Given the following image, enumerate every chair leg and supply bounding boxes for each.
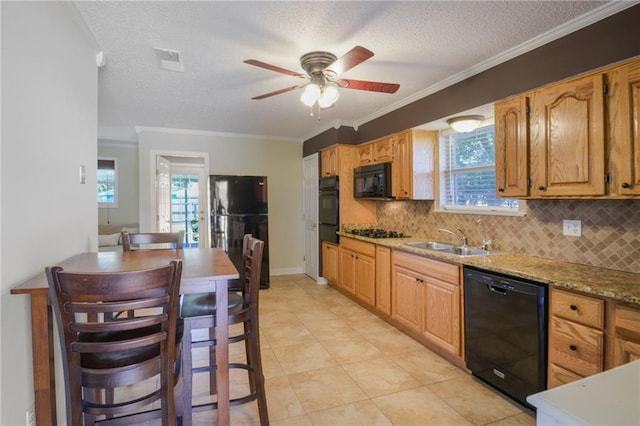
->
[181,319,193,426]
[208,327,217,395]
[247,318,269,426]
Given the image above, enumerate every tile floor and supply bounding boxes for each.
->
[186,274,536,425]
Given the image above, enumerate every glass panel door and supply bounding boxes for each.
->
[171,173,200,248]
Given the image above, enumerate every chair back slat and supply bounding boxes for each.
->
[122,231,184,251]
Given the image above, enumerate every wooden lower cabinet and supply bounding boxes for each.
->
[391,250,461,359]
[321,242,339,285]
[375,246,391,315]
[339,238,375,304]
[423,277,460,355]
[613,304,640,366]
[547,288,605,388]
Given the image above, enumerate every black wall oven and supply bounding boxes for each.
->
[319,176,339,244]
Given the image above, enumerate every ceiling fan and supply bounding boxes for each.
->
[244,46,400,109]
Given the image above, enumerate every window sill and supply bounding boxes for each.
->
[435,203,526,217]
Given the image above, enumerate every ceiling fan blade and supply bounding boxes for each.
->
[251,85,304,100]
[337,79,400,94]
[244,59,306,78]
[326,46,374,76]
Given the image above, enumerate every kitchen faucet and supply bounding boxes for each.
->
[437,228,467,247]
[476,219,492,251]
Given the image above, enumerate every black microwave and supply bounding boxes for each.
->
[353,162,394,199]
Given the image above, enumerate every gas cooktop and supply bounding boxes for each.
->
[350,228,409,239]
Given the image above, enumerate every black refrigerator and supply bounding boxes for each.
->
[210,175,270,289]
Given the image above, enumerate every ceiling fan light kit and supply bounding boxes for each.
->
[244,46,399,115]
[447,115,485,133]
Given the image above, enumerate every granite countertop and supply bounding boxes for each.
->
[337,232,640,305]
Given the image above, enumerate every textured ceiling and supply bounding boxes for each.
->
[73,1,630,143]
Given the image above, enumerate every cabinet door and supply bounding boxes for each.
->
[375,246,391,315]
[354,254,375,306]
[608,59,640,196]
[374,138,394,163]
[322,242,339,285]
[394,132,412,199]
[614,335,640,365]
[391,265,422,331]
[495,95,530,197]
[422,277,461,356]
[321,147,338,177]
[338,247,356,294]
[358,143,373,165]
[529,73,606,197]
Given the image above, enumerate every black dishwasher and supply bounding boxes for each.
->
[464,266,548,410]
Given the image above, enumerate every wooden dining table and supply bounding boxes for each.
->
[10,247,239,426]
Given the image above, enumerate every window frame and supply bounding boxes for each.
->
[97,157,118,208]
[435,119,526,217]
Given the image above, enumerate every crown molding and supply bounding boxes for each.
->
[134,126,302,143]
[353,0,639,130]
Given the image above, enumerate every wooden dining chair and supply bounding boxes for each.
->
[46,261,184,426]
[180,235,269,425]
[121,230,184,251]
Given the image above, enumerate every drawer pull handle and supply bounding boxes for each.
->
[569,344,577,351]
[570,304,578,311]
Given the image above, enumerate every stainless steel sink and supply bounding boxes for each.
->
[405,241,455,250]
[404,241,492,256]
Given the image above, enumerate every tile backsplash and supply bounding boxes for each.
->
[373,199,640,274]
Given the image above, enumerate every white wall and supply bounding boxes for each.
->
[137,129,304,274]
[98,141,140,227]
[1,2,98,424]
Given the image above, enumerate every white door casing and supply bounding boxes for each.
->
[303,154,320,282]
[156,155,171,233]
[150,150,210,248]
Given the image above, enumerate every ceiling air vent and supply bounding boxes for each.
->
[154,47,184,72]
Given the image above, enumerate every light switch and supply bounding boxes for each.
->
[79,165,86,184]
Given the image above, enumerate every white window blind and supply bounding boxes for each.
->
[438,124,522,215]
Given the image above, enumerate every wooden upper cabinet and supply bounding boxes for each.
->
[529,73,607,197]
[358,143,374,165]
[373,137,394,163]
[358,137,394,166]
[494,95,530,197]
[608,58,640,196]
[392,130,435,200]
[321,146,339,177]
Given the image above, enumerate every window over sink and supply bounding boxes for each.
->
[436,119,525,216]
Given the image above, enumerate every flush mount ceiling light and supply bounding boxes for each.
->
[447,115,485,133]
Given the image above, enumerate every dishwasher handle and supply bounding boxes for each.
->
[488,284,508,295]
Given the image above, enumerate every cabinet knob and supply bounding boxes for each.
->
[538,186,546,191]
[569,344,577,351]
[498,187,504,192]
[570,304,577,311]
[622,182,630,189]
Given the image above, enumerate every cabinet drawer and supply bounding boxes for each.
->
[615,304,640,335]
[548,362,584,388]
[551,289,604,329]
[341,238,376,258]
[548,317,604,377]
[392,250,459,284]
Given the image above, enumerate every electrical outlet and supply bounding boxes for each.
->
[563,219,582,237]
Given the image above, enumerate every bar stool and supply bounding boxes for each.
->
[180,235,269,425]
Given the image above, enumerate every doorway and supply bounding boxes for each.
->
[303,154,320,281]
[151,151,210,248]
